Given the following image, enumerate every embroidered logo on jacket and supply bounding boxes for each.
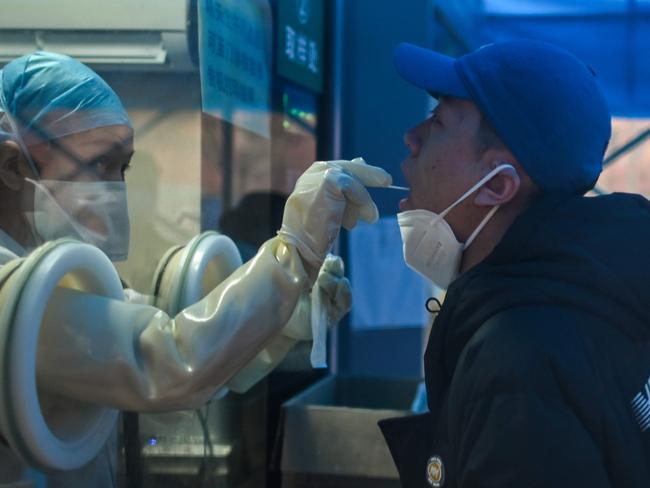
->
[426,455,445,487]
[631,378,650,431]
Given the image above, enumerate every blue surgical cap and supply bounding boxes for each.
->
[0,51,131,147]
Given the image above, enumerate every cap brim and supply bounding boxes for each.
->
[394,43,470,100]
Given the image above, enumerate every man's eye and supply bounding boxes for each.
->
[429,111,442,125]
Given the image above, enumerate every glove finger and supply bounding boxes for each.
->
[342,199,379,227]
[310,158,392,188]
[325,169,369,204]
[322,254,345,277]
[304,160,333,177]
[335,158,392,188]
[316,270,339,300]
[358,200,380,224]
[327,170,379,224]
[332,277,352,321]
[341,204,360,230]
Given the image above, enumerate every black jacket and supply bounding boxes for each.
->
[380,193,650,487]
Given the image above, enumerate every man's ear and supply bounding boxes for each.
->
[0,140,28,191]
[474,161,521,207]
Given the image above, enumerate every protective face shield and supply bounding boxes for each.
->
[27,178,130,261]
[397,164,514,288]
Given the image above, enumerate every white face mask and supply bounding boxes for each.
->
[26,178,131,261]
[397,164,514,289]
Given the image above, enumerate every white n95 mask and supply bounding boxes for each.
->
[27,178,131,261]
[397,164,514,289]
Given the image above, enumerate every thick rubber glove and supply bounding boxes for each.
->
[123,288,152,305]
[278,158,391,268]
[309,253,351,367]
[281,254,351,341]
[227,254,351,393]
[35,237,309,412]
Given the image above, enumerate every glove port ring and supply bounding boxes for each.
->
[0,239,123,470]
[151,231,242,315]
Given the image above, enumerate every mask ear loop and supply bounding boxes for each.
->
[463,205,500,250]
[438,164,514,220]
[0,81,43,245]
[0,79,40,178]
[462,163,516,249]
[434,163,514,250]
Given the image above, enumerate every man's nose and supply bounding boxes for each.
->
[404,127,421,156]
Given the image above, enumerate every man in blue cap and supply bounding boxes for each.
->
[379,39,650,487]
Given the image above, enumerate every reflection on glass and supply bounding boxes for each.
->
[218,191,288,262]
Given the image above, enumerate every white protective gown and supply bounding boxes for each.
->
[0,232,309,487]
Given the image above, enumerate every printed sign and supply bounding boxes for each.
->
[277,0,324,93]
[199,0,272,137]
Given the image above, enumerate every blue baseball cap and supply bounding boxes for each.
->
[394,40,612,194]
